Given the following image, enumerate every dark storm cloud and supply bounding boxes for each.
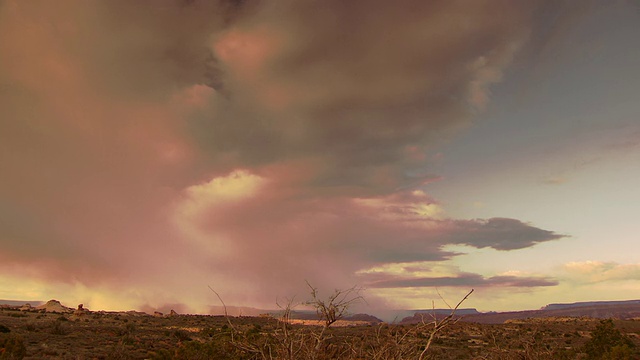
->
[442,218,566,250]
[193,0,553,194]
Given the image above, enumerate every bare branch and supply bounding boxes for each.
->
[208,285,238,335]
[304,281,364,328]
[418,289,474,360]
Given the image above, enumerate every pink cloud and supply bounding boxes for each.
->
[166,169,564,302]
[0,0,572,310]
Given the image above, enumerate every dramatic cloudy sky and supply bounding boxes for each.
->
[1,0,638,314]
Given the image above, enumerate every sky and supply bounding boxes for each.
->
[0,0,639,315]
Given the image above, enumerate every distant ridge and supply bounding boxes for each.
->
[3,298,640,325]
[456,299,640,324]
[410,308,480,316]
[0,299,44,307]
[542,299,640,311]
[208,305,269,317]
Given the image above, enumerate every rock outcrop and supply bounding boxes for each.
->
[36,299,73,313]
[74,303,90,316]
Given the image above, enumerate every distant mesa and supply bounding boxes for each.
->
[208,305,266,317]
[399,308,481,324]
[395,300,640,325]
[412,308,481,316]
[169,309,178,317]
[459,300,640,324]
[541,299,640,311]
[343,313,383,324]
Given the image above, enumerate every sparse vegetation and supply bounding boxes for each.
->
[0,297,639,359]
[204,284,475,360]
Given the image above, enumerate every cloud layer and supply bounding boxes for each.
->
[0,0,568,310]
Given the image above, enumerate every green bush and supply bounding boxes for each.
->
[172,330,192,342]
[605,344,635,360]
[49,319,68,335]
[583,319,636,360]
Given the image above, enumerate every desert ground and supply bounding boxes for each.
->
[1,301,639,359]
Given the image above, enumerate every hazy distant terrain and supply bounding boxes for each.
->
[4,299,640,324]
[0,300,44,307]
[202,299,640,324]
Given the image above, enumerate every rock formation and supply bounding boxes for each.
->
[74,303,90,316]
[36,299,73,313]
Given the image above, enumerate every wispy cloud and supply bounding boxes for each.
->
[564,261,640,283]
[357,263,558,289]
[365,274,558,288]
